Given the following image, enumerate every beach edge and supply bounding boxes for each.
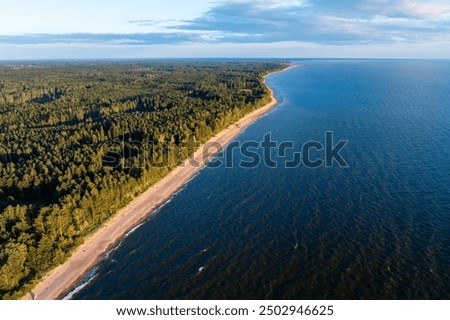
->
[23,64,294,300]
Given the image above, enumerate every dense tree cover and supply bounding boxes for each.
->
[0,61,285,298]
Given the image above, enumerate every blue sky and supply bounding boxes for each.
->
[1,0,449,59]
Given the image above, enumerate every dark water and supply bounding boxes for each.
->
[71,60,450,300]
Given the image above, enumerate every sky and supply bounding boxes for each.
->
[0,0,449,59]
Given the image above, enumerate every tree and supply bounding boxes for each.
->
[0,242,28,291]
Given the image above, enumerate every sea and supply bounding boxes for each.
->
[70,60,450,299]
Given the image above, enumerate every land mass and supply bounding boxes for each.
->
[1,61,284,299]
[21,64,293,300]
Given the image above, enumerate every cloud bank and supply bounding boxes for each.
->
[1,0,449,58]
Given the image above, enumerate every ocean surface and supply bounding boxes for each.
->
[71,60,450,299]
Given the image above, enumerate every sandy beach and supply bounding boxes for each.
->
[23,66,292,300]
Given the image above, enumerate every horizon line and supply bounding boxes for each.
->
[1,57,450,63]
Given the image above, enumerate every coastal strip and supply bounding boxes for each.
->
[23,65,294,300]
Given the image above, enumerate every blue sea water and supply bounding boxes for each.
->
[71,60,450,299]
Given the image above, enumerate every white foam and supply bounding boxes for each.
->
[62,267,98,300]
[124,221,145,238]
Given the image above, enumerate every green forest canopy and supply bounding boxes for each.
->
[0,61,285,299]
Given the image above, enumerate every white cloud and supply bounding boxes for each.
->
[397,0,450,19]
[229,0,308,9]
[107,39,146,45]
[2,40,450,60]
[1,0,450,59]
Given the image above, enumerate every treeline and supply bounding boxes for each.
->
[0,61,285,299]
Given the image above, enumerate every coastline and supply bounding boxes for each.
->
[23,65,293,300]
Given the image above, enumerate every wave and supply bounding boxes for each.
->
[62,266,99,300]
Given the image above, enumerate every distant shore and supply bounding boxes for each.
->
[23,64,294,300]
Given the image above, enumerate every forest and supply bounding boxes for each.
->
[0,60,285,299]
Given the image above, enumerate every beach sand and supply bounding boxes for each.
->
[23,66,292,300]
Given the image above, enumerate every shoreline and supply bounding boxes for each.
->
[23,65,293,300]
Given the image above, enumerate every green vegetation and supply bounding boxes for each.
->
[0,61,284,299]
